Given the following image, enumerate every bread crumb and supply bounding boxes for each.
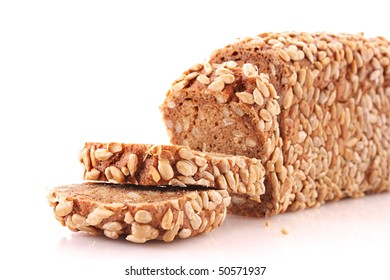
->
[264,220,270,227]
[281,227,288,235]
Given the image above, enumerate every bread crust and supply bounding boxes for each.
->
[162,32,390,217]
[48,183,230,243]
[80,142,266,201]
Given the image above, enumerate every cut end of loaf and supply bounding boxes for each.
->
[161,62,282,163]
[161,61,286,217]
[163,96,263,158]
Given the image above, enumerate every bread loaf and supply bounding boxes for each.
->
[161,32,390,217]
[80,142,266,201]
[48,183,230,243]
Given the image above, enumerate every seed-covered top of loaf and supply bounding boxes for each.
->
[211,31,390,64]
[210,31,390,98]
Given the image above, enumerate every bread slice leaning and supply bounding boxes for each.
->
[48,183,230,243]
[161,32,390,217]
[80,142,266,202]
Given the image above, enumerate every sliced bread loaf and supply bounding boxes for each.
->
[161,32,390,216]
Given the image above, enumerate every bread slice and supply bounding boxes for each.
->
[80,142,266,202]
[161,32,390,217]
[48,183,230,243]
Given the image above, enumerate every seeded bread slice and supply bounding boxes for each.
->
[80,142,266,202]
[161,32,390,217]
[48,183,230,243]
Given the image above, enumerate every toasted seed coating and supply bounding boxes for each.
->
[48,183,230,243]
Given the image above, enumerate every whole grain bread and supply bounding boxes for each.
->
[161,32,390,217]
[48,183,230,243]
[80,142,266,202]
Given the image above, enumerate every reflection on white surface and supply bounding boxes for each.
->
[40,193,390,279]
[54,193,390,261]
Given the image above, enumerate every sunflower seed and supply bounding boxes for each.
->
[90,145,97,167]
[86,207,114,226]
[161,208,173,230]
[168,178,186,187]
[260,109,272,122]
[283,87,294,109]
[236,91,254,104]
[72,214,87,227]
[215,67,233,75]
[134,210,153,224]
[190,214,202,230]
[109,166,125,183]
[95,148,113,161]
[208,190,222,204]
[127,153,138,177]
[217,74,235,84]
[178,148,195,160]
[158,158,174,181]
[224,171,236,191]
[253,88,264,105]
[185,72,200,81]
[84,168,100,180]
[201,191,209,209]
[124,212,134,224]
[257,80,270,97]
[226,61,237,69]
[55,197,73,217]
[177,176,196,185]
[197,74,210,85]
[82,148,91,171]
[126,235,147,243]
[178,228,192,239]
[176,160,198,176]
[103,222,122,232]
[107,142,122,153]
[208,80,225,91]
[149,166,161,183]
[278,49,291,61]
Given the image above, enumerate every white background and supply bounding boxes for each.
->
[1,1,389,279]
